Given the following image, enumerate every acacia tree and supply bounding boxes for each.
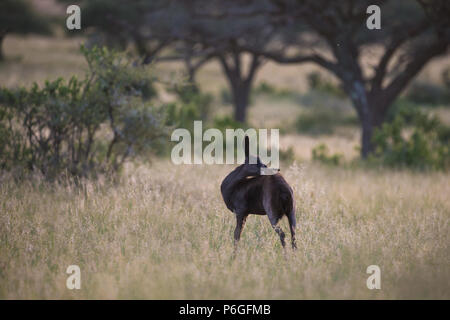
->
[59,0,176,64]
[244,0,450,157]
[150,0,272,122]
[218,49,263,122]
[0,0,51,61]
[173,0,285,123]
[69,0,276,123]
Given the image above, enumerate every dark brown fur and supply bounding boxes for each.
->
[220,137,296,249]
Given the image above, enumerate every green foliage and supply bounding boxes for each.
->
[208,116,250,155]
[307,72,346,99]
[296,110,334,135]
[0,46,167,178]
[295,108,357,135]
[312,143,343,166]
[254,81,277,95]
[253,81,295,99]
[371,108,449,170]
[212,116,248,131]
[165,84,212,132]
[386,97,421,123]
[220,87,233,105]
[279,146,296,165]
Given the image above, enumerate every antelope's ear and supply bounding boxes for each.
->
[244,135,249,161]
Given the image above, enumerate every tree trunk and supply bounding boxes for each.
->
[184,57,198,86]
[0,34,4,61]
[348,81,389,158]
[219,52,261,124]
[360,120,374,158]
[231,84,250,123]
[360,109,387,158]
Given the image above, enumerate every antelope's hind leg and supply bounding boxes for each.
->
[263,199,286,248]
[234,214,247,246]
[273,224,286,248]
[287,210,297,250]
[267,214,286,248]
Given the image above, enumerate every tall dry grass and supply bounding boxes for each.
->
[0,35,449,299]
[0,161,448,299]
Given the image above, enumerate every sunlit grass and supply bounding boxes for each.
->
[0,161,448,299]
[0,35,449,299]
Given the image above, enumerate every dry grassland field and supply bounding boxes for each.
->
[1,162,449,299]
[0,35,449,300]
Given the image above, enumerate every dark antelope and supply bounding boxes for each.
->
[220,136,297,249]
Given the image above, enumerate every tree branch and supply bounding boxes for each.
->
[371,19,430,91]
[244,53,262,84]
[244,46,340,76]
[382,40,448,107]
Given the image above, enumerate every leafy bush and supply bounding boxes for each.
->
[295,108,357,135]
[279,146,296,164]
[253,81,295,99]
[166,84,212,132]
[312,143,343,165]
[371,108,449,170]
[307,72,346,98]
[0,46,167,178]
[254,81,277,95]
[385,97,421,124]
[296,110,335,135]
[212,115,248,131]
[220,87,233,105]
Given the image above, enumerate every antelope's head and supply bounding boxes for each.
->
[241,135,279,176]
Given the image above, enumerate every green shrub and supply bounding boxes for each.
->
[166,83,212,131]
[295,108,357,135]
[279,146,296,165]
[220,87,233,105]
[386,97,421,123]
[371,108,449,170]
[253,81,296,100]
[312,143,343,165]
[307,72,346,98]
[296,110,335,135]
[206,116,250,155]
[212,115,248,131]
[254,81,277,95]
[0,46,167,178]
